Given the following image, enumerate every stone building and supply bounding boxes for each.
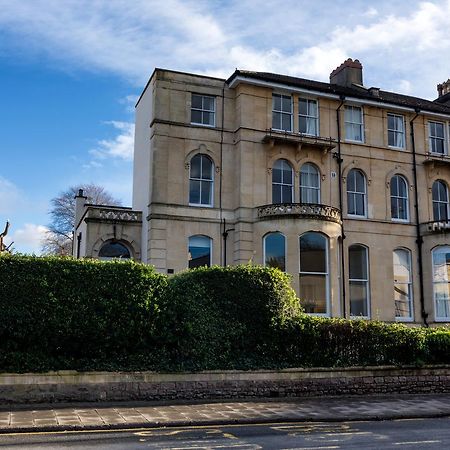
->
[74,59,450,325]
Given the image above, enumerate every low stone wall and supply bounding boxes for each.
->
[1,366,449,404]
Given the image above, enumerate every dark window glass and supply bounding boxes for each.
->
[264,232,286,271]
[300,232,326,273]
[188,235,211,268]
[99,241,131,259]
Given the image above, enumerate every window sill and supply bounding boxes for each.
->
[391,218,410,223]
[189,203,214,208]
[395,317,414,322]
[190,122,216,128]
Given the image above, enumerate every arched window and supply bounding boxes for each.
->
[347,169,367,217]
[393,248,413,320]
[188,235,212,268]
[263,232,286,271]
[432,246,450,320]
[349,244,369,317]
[98,241,131,260]
[432,180,449,222]
[300,163,320,204]
[189,154,214,206]
[299,232,328,315]
[272,159,293,204]
[390,175,409,221]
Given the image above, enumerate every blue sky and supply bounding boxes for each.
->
[1,0,450,253]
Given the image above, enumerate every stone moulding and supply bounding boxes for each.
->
[257,203,342,224]
[0,366,448,404]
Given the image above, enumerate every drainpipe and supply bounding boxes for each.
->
[335,96,346,318]
[219,83,225,265]
[410,109,429,327]
[222,218,235,266]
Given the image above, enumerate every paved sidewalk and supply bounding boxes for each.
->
[0,394,449,433]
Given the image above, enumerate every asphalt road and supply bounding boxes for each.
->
[0,417,449,449]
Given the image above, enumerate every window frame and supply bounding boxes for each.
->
[272,159,294,204]
[190,93,216,127]
[387,113,405,149]
[188,235,212,269]
[393,248,413,322]
[349,244,370,319]
[432,180,449,222]
[432,246,450,321]
[298,232,330,317]
[428,121,446,155]
[300,162,321,204]
[298,97,319,136]
[390,174,409,222]
[344,105,364,143]
[263,232,286,272]
[346,169,367,218]
[272,93,293,132]
[189,153,214,207]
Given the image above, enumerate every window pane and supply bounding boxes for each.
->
[299,274,327,314]
[203,96,214,111]
[272,112,281,129]
[264,233,286,271]
[350,281,369,316]
[282,185,292,203]
[272,184,281,203]
[348,193,355,215]
[299,117,307,133]
[349,245,367,279]
[189,180,200,203]
[282,96,291,113]
[203,112,214,126]
[201,181,212,205]
[282,113,291,131]
[395,283,411,318]
[300,233,326,273]
[299,99,307,115]
[433,249,450,281]
[189,236,211,268]
[272,94,281,111]
[355,193,365,215]
[201,156,213,179]
[191,109,202,124]
[191,94,202,109]
[283,165,293,184]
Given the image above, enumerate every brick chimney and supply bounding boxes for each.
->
[330,58,363,87]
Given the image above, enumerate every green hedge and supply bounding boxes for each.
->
[0,254,166,371]
[0,255,449,372]
[154,265,301,370]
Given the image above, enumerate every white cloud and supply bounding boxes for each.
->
[0,0,449,97]
[3,223,48,255]
[89,121,134,162]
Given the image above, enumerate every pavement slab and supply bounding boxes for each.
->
[0,393,449,433]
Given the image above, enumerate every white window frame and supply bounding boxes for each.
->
[393,248,413,322]
[346,169,367,218]
[432,180,449,222]
[272,93,293,132]
[298,232,330,317]
[191,94,216,127]
[345,105,364,143]
[189,154,214,207]
[272,159,294,204]
[263,232,286,272]
[432,246,450,321]
[300,163,321,204]
[188,235,212,268]
[349,244,370,319]
[298,98,319,136]
[390,175,409,222]
[387,113,405,149]
[428,121,446,155]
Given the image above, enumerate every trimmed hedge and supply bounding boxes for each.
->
[0,254,166,371]
[154,265,301,370]
[0,255,449,372]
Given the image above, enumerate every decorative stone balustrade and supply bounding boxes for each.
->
[257,203,341,224]
[421,220,450,235]
[87,207,142,222]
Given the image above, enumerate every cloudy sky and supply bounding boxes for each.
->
[1,0,450,253]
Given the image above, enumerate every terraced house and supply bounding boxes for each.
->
[74,59,450,325]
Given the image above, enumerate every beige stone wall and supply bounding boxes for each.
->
[135,69,450,325]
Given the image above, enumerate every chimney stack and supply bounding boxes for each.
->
[74,189,87,230]
[330,58,363,87]
[437,79,450,97]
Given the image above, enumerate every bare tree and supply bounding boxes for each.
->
[42,184,121,255]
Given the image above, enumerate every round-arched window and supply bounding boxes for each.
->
[99,241,131,260]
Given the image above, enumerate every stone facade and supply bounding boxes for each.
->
[75,59,450,325]
[0,367,449,404]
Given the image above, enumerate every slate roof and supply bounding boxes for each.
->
[227,70,450,115]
